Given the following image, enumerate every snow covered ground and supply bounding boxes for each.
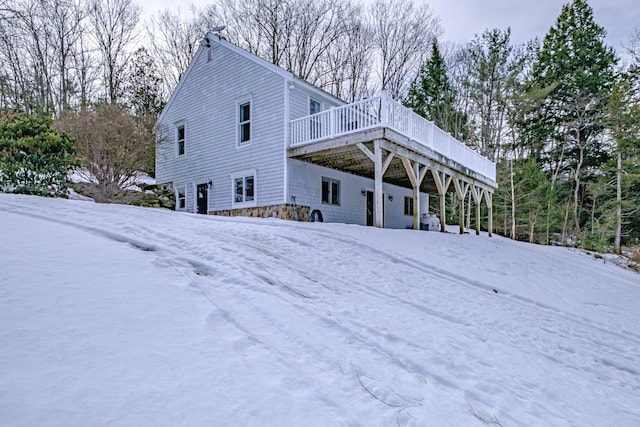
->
[1,193,639,426]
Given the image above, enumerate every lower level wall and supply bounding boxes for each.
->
[287,158,430,229]
[211,203,310,221]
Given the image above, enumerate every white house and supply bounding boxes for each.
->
[156,31,497,233]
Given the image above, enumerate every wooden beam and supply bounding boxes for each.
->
[418,165,429,186]
[377,139,496,192]
[471,185,481,204]
[475,197,481,236]
[356,142,375,162]
[374,140,384,228]
[431,168,444,195]
[444,176,452,193]
[439,192,446,232]
[401,156,418,188]
[459,192,465,235]
[382,152,395,175]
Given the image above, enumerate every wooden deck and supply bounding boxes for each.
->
[288,94,497,234]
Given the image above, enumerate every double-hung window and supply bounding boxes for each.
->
[238,100,251,145]
[321,177,340,206]
[404,196,414,216]
[177,187,186,210]
[310,98,321,140]
[176,124,185,156]
[232,170,256,206]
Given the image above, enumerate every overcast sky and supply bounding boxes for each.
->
[140,0,638,54]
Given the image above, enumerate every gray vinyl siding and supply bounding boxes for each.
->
[289,87,343,120]
[287,159,429,229]
[156,40,286,212]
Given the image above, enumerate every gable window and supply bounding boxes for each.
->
[177,187,186,210]
[232,170,256,206]
[404,196,414,216]
[310,98,321,115]
[310,98,322,140]
[176,124,185,156]
[238,100,251,145]
[321,177,340,206]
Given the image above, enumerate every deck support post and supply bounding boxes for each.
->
[374,139,384,228]
[453,178,469,235]
[487,191,493,237]
[431,169,451,233]
[413,162,421,230]
[471,186,482,236]
[401,157,429,230]
[440,193,446,233]
[475,200,481,235]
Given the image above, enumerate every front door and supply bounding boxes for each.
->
[197,183,208,214]
[366,190,384,226]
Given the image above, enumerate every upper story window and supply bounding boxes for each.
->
[176,124,185,156]
[310,98,322,139]
[404,196,414,216]
[310,98,321,115]
[238,100,251,145]
[321,177,340,206]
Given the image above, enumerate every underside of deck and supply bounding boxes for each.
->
[288,128,496,194]
[288,127,497,234]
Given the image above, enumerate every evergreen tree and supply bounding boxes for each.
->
[606,76,640,250]
[0,110,77,197]
[405,39,468,141]
[526,0,617,238]
[124,47,165,118]
[464,28,516,162]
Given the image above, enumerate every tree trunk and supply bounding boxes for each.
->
[573,145,584,235]
[614,150,622,253]
[510,159,516,240]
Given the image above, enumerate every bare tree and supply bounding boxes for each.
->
[89,0,140,104]
[321,9,374,102]
[146,7,213,92]
[46,0,85,112]
[56,103,155,201]
[369,0,440,99]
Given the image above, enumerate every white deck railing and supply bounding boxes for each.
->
[289,93,496,183]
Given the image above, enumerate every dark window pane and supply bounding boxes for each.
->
[321,178,329,204]
[235,178,243,202]
[310,99,321,115]
[404,196,413,216]
[177,125,185,155]
[240,123,250,142]
[178,191,185,209]
[331,181,339,205]
[240,102,250,122]
[245,176,254,201]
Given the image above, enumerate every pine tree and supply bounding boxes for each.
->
[527,0,617,238]
[405,39,468,140]
[0,111,77,197]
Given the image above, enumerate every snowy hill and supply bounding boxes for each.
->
[1,194,639,426]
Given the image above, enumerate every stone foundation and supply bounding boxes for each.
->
[211,203,310,221]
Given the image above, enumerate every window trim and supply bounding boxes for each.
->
[176,122,186,157]
[237,97,252,147]
[404,195,414,216]
[231,169,257,208]
[309,97,322,115]
[175,185,187,211]
[321,176,340,206]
